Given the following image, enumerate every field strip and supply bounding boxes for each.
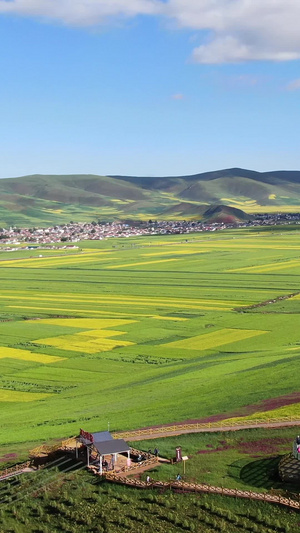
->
[0,293,246,308]
[142,251,208,257]
[8,306,188,320]
[0,347,65,364]
[165,328,268,350]
[107,259,181,268]
[287,294,300,300]
[228,259,300,273]
[7,300,233,311]
[31,318,137,328]
[0,250,113,266]
[0,256,114,268]
[8,257,114,269]
[256,261,300,272]
[0,389,51,402]
[194,243,300,250]
[26,258,115,268]
[152,316,188,321]
[35,331,135,353]
[223,404,300,425]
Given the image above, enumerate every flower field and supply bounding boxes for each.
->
[165,328,267,351]
[1,227,300,450]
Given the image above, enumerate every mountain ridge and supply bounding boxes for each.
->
[0,167,299,227]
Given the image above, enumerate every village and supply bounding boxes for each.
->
[0,212,299,249]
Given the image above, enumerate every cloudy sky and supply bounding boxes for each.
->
[1,0,300,177]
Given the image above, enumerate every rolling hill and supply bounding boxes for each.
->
[0,167,299,226]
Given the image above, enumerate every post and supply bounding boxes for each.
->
[127,450,131,470]
[75,439,78,460]
[87,445,89,467]
[99,455,102,475]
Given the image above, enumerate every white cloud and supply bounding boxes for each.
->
[165,0,300,63]
[0,0,162,26]
[1,0,300,64]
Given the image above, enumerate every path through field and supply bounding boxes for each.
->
[116,418,300,441]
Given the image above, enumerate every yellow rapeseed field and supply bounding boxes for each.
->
[6,293,246,311]
[0,347,64,364]
[9,305,188,321]
[223,403,300,425]
[107,258,180,268]
[166,328,267,351]
[35,333,134,353]
[34,318,136,353]
[0,389,51,402]
[142,250,207,257]
[2,292,242,308]
[228,258,300,273]
[0,251,113,268]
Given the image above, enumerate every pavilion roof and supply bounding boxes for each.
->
[93,438,130,456]
[92,431,113,442]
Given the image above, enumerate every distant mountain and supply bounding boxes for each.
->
[202,204,251,224]
[0,168,299,226]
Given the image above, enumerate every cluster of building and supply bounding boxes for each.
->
[0,212,299,247]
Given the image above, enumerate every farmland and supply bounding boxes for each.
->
[1,227,300,452]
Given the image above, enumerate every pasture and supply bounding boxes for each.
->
[1,228,300,451]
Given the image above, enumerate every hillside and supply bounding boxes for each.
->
[0,167,299,226]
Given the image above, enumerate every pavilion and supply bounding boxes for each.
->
[76,429,131,474]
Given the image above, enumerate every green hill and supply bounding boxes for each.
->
[0,167,299,226]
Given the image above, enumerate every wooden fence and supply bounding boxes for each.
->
[29,436,78,458]
[27,416,300,459]
[105,473,300,511]
[0,461,31,481]
[113,416,300,441]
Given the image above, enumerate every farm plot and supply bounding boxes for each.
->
[165,328,268,351]
[1,228,300,449]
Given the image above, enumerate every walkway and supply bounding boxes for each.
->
[106,473,300,511]
[113,417,300,442]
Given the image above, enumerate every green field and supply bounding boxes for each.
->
[2,467,298,533]
[136,427,299,491]
[1,228,300,453]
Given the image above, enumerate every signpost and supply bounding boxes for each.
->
[182,456,188,475]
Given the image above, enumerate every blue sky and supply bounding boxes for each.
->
[1,1,300,177]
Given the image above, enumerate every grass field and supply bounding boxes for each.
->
[1,228,300,452]
[2,467,297,533]
[135,427,299,492]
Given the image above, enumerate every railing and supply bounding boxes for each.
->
[113,416,300,441]
[28,416,300,459]
[30,436,78,458]
[105,474,300,510]
[0,461,31,481]
[29,443,63,457]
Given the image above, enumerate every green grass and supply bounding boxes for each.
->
[1,467,298,532]
[135,427,299,492]
[2,229,300,457]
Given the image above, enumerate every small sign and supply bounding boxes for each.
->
[80,429,94,443]
[182,456,189,461]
